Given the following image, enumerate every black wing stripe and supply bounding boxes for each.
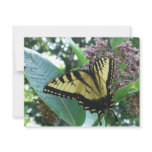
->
[100,59,104,66]
[59,76,65,83]
[90,62,100,92]
[72,71,92,89]
[94,60,101,83]
[44,85,75,98]
[66,72,72,82]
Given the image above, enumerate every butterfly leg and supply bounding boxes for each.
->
[109,110,118,123]
[98,114,102,126]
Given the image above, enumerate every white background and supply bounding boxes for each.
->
[0,0,151,152]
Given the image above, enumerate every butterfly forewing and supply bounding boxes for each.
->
[43,70,101,100]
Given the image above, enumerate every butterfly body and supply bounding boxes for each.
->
[43,57,117,125]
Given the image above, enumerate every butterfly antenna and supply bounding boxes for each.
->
[98,114,102,126]
[110,110,118,122]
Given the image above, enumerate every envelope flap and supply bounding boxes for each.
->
[13,27,24,71]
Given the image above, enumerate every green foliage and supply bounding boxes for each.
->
[24,48,86,126]
[114,79,139,102]
[109,37,129,50]
[24,37,84,73]
[65,37,88,66]
[24,84,37,102]
[130,37,140,49]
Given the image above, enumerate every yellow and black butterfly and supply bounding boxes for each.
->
[43,57,118,125]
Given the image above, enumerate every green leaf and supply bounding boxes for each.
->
[109,37,129,50]
[24,48,86,126]
[129,37,140,49]
[92,115,105,126]
[114,79,139,102]
[118,62,127,70]
[65,37,88,65]
[82,111,98,126]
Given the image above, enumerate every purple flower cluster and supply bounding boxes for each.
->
[84,38,140,116]
[114,40,139,90]
[84,38,111,67]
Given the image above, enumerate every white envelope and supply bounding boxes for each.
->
[12,26,131,118]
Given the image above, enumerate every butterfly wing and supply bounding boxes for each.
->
[43,70,101,102]
[93,57,114,90]
[43,57,116,125]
